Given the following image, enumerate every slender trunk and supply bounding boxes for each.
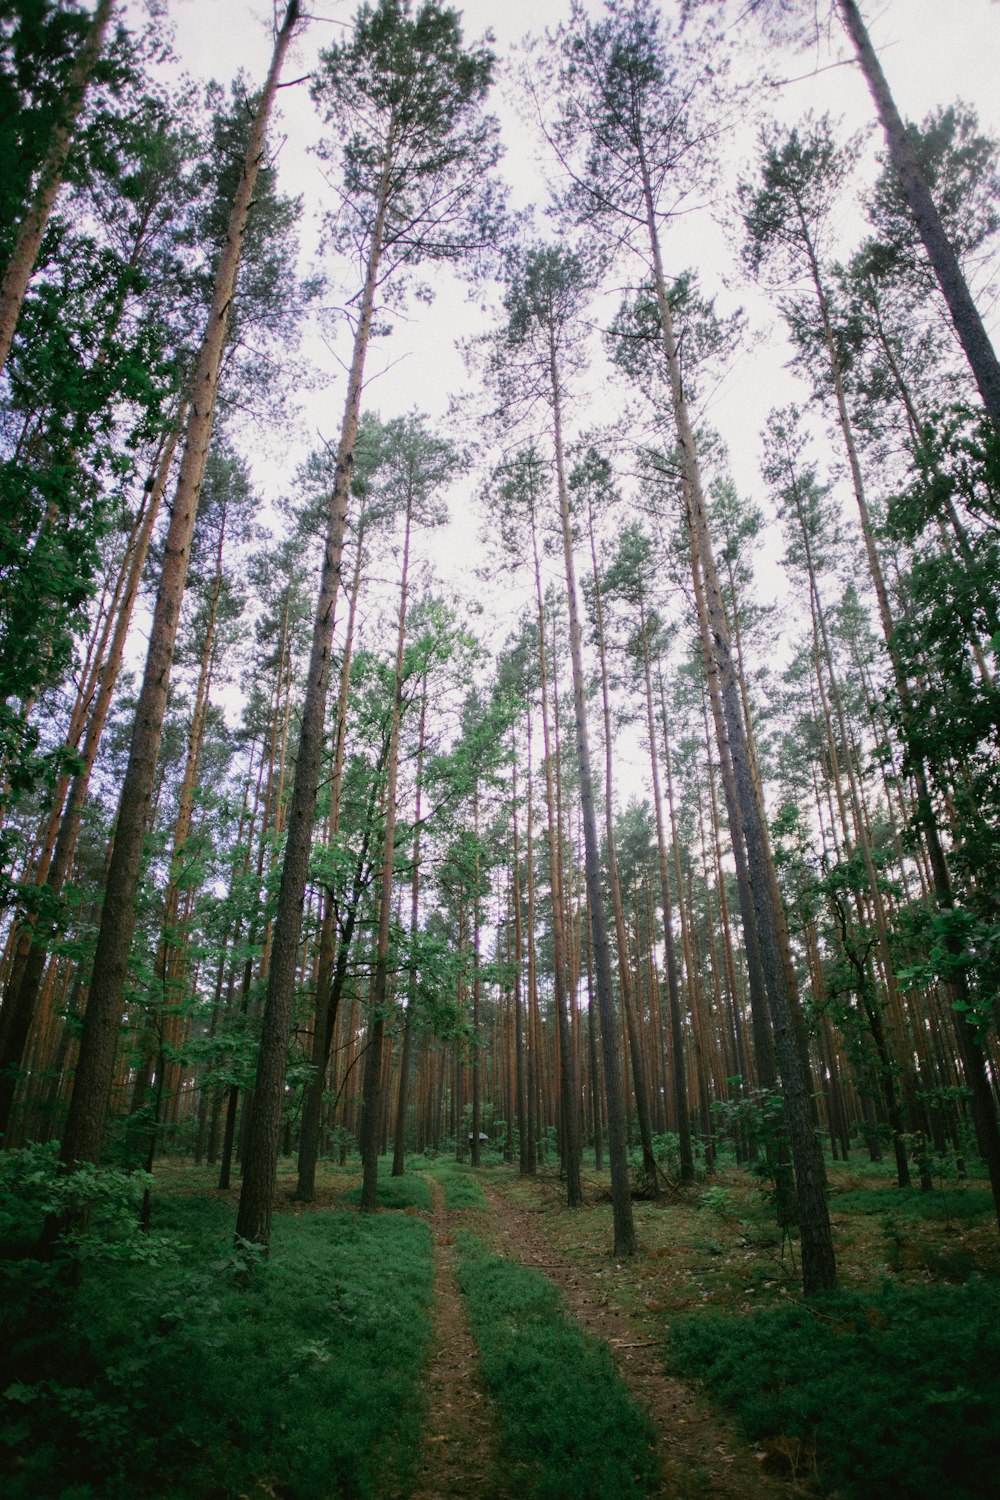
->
[837,0,1000,433]
[549,330,633,1250]
[0,0,116,374]
[54,10,299,1188]
[587,504,659,1196]
[639,602,695,1183]
[470,782,483,1169]
[640,152,834,1289]
[524,724,539,1175]
[511,746,530,1175]
[294,520,368,1200]
[392,671,426,1177]
[529,522,580,1205]
[359,490,412,1212]
[236,98,396,1253]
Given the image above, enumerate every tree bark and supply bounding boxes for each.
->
[0,0,116,375]
[640,150,835,1289]
[391,670,427,1177]
[837,0,1000,434]
[54,7,299,1188]
[549,332,633,1250]
[236,92,396,1253]
[359,488,412,1212]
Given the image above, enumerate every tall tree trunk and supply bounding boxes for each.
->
[837,0,1000,434]
[359,490,413,1212]
[392,670,427,1177]
[638,600,695,1184]
[53,8,300,1193]
[528,523,581,1205]
[0,0,116,375]
[639,150,834,1289]
[236,99,397,1254]
[587,504,660,1196]
[548,331,633,1251]
[524,723,539,1175]
[470,780,483,1169]
[294,521,368,1201]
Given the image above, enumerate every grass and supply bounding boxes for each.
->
[666,1280,1000,1499]
[423,1159,489,1211]
[454,1231,659,1498]
[341,1168,432,1211]
[1,1173,434,1498]
[828,1185,995,1220]
[481,1150,1000,1497]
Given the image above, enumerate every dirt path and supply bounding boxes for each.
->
[479,1179,801,1500]
[409,1176,505,1500]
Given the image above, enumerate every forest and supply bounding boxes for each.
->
[1,0,1000,1495]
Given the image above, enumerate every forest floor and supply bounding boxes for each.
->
[394,1148,1000,1498]
[4,1146,1000,1498]
[408,1174,503,1499]
[392,1163,792,1498]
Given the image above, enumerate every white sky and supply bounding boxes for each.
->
[156,0,1000,483]
[137,0,1000,757]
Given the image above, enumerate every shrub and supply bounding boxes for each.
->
[1,1188,435,1498]
[667,1281,1000,1499]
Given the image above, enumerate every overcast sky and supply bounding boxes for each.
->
[133,0,1000,684]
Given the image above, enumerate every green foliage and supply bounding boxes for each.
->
[827,1186,994,1222]
[668,1281,1000,1499]
[426,1159,488,1210]
[1,1190,434,1498]
[0,1141,169,1263]
[312,0,502,290]
[342,1170,432,1211]
[454,1232,659,1498]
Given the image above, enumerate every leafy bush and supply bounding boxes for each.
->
[0,1141,161,1261]
[667,1281,1000,1499]
[455,1233,658,1498]
[1,1190,435,1498]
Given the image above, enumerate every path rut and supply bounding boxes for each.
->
[407,1170,801,1498]
[409,1176,505,1499]
[478,1178,800,1500]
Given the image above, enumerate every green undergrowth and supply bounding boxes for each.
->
[341,1169,432,1211]
[827,1185,994,1220]
[454,1231,659,1498]
[426,1159,488,1211]
[1,1186,434,1498]
[667,1279,1000,1499]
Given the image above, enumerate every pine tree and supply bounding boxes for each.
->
[51,2,302,1197]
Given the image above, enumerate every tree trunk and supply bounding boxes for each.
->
[236,99,397,1253]
[640,151,835,1289]
[528,520,581,1205]
[294,521,368,1201]
[53,9,299,1192]
[587,506,660,1197]
[392,671,427,1177]
[549,332,633,1251]
[0,0,116,375]
[359,490,413,1212]
[639,602,695,1184]
[837,0,1000,434]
